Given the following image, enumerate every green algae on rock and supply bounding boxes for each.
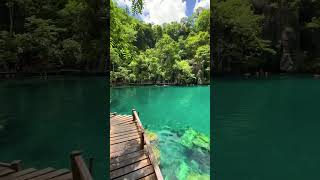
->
[180,128,210,151]
[176,161,189,180]
[187,172,210,180]
[145,129,159,142]
[175,160,210,180]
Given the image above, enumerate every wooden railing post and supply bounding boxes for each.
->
[70,151,93,180]
[88,158,94,175]
[10,160,21,172]
[141,131,145,149]
[71,151,82,180]
[132,109,136,121]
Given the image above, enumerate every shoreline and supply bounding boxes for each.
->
[0,71,108,80]
[111,83,210,88]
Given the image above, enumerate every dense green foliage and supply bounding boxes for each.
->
[212,0,320,73]
[0,0,106,73]
[110,0,210,84]
[212,0,275,73]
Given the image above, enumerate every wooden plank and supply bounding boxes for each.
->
[111,115,132,121]
[0,167,7,172]
[110,124,137,131]
[110,139,141,153]
[117,115,132,118]
[111,137,141,146]
[111,123,137,130]
[110,145,142,158]
[110,153,148,171]
[113,165,154,180]
[111,121,134,126]
[110,159,151,179]
[111,130,139,140]
[111,120,134,126]
[111,126,138,134]
[140,173,157,180]
[110,117,132,123]
[29,169,70,180]
[112,116,132,121]
[0,168,37,180]
[110,150,145,164]
[0,169,15,177]
[49,173,72,180]
[111,115,132,119]
[15,168,55,180]
[111,133,140,143]
[0,163,11,168]
[110,129,139,138]
[110,120,134,126]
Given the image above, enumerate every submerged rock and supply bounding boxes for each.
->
[179,128,210,151]
[187,172,210,180]
[176,161,189,180]
[175,160,210,180]
[145,129,158,142]
[180,128,197,148]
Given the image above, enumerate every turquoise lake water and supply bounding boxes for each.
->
[213,75,320,180]
[0,77,107,179]
[111,86,210,179]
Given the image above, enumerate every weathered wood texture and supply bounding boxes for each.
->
[110,110,163,180]
[0,152,93,180]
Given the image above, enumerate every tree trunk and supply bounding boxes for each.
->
[9,5,14,37]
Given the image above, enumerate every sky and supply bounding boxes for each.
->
[114,0,210,25]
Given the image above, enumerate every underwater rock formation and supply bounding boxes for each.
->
[187,172,210,180]
[179,128,210,151]
[145,129,159,142]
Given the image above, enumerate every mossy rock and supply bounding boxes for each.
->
[180,128,210,151]
[192,133,210,151]
[187,172,210,180]
[176,161,189,180]
[180,128,197,148]
[145,129,158,142]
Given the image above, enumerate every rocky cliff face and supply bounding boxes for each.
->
[253,0,301,72]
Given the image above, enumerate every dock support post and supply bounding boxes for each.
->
[71,151,82,180]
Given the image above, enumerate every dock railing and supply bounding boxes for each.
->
[0,160,21,172]
[132,109,164,180]
[70,151,94,180]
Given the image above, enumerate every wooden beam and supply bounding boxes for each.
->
[70,151,93,180]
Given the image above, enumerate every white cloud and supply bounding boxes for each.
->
[193,0,210,12]
[142,0,187,25]
[115,0,132,8]
[115,0,187,25]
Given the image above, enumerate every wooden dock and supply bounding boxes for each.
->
[0,151,93,180]
[110,109,163,180]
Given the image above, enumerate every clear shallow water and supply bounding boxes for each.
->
[111,86,210,179]
[0,77,107,179]
[213,75,320,180]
